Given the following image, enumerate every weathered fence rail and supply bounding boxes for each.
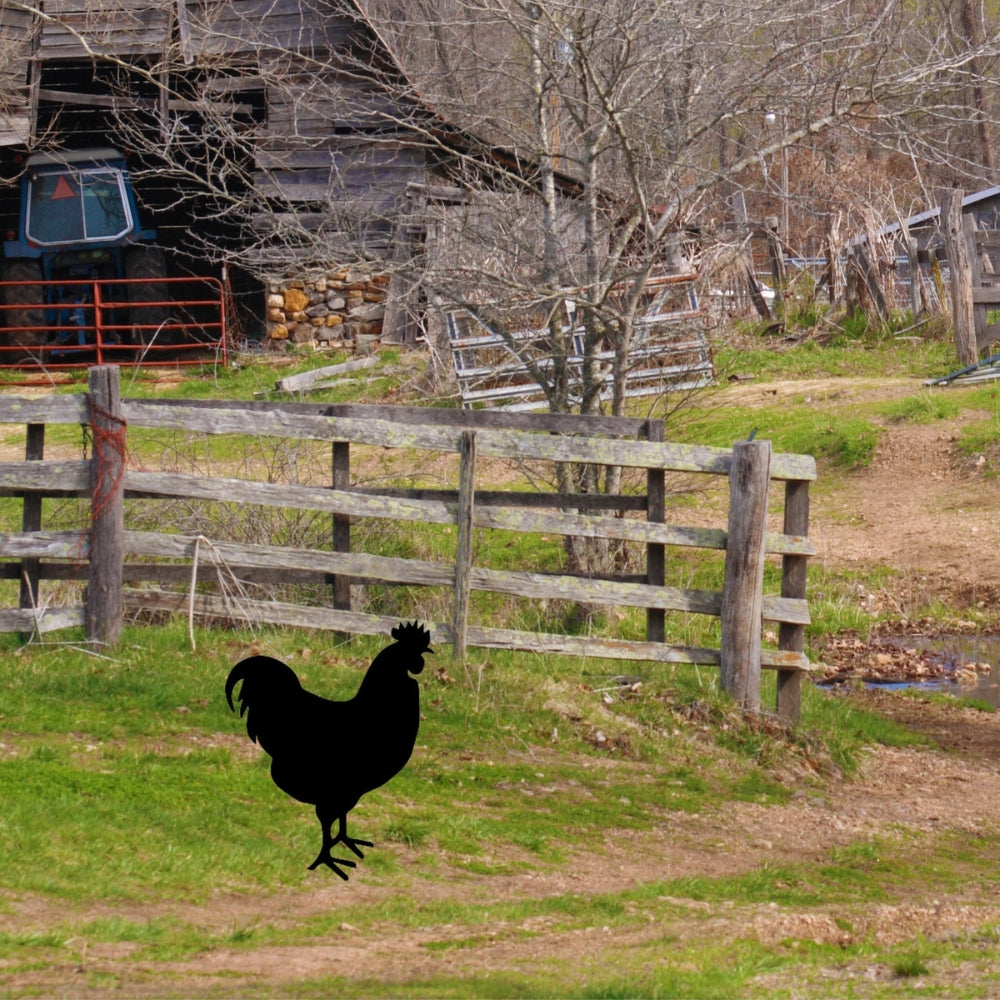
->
[0,366,816,718]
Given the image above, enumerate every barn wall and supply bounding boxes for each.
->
[0,3,36,145]
[182,0,357,57]
[38,0,172,58]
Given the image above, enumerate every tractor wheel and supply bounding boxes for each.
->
[0,259,44,353]
[124,246,170,345]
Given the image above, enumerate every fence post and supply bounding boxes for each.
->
[720,438,771,712]
[645,418,665,643]
[331,440,351,616]
[452,430,476,665]
[19,423,44,625]
[962,211,989,351]
[942,187,978,366]
[777,479,810,721]
[86,365,125,646]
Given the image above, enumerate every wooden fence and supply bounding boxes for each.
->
[0,366,816,718]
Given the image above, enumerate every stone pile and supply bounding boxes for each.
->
[265,269,388,351]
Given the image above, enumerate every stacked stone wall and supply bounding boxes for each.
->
[264,269,388,351]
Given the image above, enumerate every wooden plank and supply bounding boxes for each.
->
[971,286,1000,304]
[126,397,651,436]
[0,530,89,559]
[777,479,810,721]
[123,530,456,587]
[38,0,171,56]
[646,418,666,643]
[120,529,808,623]
[0,395,89,424]
[452,430,475,664]
[965,212,989,349]
[0,460,90,494]
[35,88,159,110]
[943,188,978,366]
[467,567,809,624]
[121,401,817,480]
[120,589,812,672]
[123,588,419,638]
[364,488,650,511]
[124,470,458,522]
[183,2,355,55]
[459,624,812,671]
[275,357,379,392]
[331,440,351,615]
[0,606,85,634]
[19,424,44,617]
[123,470,813,555]
[475,503,814,556]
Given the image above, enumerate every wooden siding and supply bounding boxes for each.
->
[255,56,427,212]
[182,0,356,57]
[11,0,454,250]
[0,3,35,145]
[254,145,426,205]
[38,0,171,57]
[263,74,411,138]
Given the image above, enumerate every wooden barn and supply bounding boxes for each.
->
[0,0,580,345]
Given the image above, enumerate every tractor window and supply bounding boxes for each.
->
[25,167,133,246]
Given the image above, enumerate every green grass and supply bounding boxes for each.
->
[877,388,962,423]
[0,619,928,900]
[671,396,882,470]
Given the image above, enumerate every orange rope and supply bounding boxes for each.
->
[89,399,127,526]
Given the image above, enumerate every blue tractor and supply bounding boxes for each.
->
[1,146,169,354]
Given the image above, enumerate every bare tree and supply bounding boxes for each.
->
[365,0,1000,410]
[3,1,1000,403]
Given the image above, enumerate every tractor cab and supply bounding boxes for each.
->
[5,147,153,282]
[0,147,226,365]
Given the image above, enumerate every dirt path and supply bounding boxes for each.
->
[8,733,1000,995]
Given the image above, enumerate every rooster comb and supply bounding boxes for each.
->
[391,620,433,652]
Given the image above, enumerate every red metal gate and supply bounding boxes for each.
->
[0,275,226,368]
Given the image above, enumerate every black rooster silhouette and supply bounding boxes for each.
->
[225,621,431,879]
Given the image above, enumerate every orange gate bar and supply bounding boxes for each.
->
[0,275,227,368]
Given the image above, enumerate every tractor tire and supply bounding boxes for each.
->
[0,259,44,352]
[124,246,170,345]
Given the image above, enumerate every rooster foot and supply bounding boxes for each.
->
[333,832,373,859]
[307,850,358,880]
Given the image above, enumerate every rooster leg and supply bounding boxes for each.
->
[331,814,374,859]
[308,805,359,879]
